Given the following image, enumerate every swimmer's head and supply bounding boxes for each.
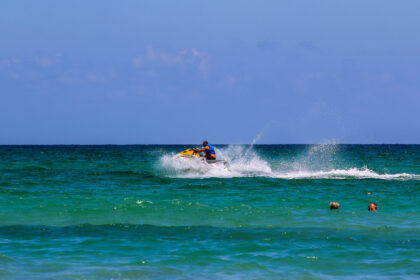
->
[368,203,377,212]
[329,201,340,210]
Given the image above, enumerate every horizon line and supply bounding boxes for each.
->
[0,143,419,146]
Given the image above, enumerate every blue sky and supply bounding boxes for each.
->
[1,0,420,144]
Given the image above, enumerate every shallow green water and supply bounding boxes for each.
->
[0,145,419,279]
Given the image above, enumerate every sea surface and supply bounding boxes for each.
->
[0,144,419,279]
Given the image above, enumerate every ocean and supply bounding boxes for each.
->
[0,144,419,279]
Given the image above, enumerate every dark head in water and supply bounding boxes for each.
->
[368,203,378,212]
[329,201,340,210]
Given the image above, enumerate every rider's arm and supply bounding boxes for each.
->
[194,146,209,153]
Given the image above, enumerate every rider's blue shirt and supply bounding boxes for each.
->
[205,143,216,156]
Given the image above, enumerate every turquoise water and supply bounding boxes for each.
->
[0,145,419,279]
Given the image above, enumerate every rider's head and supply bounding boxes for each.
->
[203,141,208,146]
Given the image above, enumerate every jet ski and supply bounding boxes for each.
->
[178,148,200,158]
[205,159,228,165]
[177,148,228,165]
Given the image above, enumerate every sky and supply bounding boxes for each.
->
[1,0,420,144]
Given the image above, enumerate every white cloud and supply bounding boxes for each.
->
[132,46,209,75]
[133,46,183,67]
[191,48,209,75]
[0,57,20,69]
[34,54,61,67]
[85,69,116,83]
[59,70,82,85]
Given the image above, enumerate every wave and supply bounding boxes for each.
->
[160,145,420,180]
[271,168,418,180]
[2,224,418,237]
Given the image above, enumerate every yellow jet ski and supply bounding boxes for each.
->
[178,148,227,165]
[178,148,200,158]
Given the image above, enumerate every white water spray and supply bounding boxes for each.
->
[245,124,271,157]
[160,144,420,180]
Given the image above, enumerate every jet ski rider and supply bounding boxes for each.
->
[194,141,216,160]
